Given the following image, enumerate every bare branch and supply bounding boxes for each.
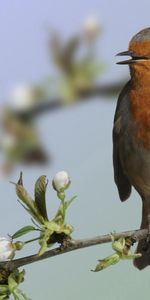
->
[3,228,147,270]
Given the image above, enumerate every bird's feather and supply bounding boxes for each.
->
[113,81,132,201]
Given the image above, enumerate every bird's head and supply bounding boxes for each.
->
[116,28,150,72]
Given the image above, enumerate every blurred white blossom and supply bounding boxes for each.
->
[9,84,36,111]
[0,237,15,261]
[52,171,70,192]
[83,16,101,39]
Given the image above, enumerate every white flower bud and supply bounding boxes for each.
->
[83,16,101,39]
[52,171,70,192]
[0,237,15,261]
[9,84,35,111]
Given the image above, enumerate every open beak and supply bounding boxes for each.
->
[116,50,135,65]
[116,50,150,65]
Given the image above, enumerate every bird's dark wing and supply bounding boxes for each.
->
[113,81,131,201]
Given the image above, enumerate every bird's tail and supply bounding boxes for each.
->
[134,202,150,270]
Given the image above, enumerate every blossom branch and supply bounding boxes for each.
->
[14,80,125,119]
[2,228,147,270]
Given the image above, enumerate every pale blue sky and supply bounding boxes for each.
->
[0,0,150,101]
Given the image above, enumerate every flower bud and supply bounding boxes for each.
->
[83,16,101,40]
[0,237,15,261]
[9,84,36,112]
[52,171,70,193]
[14,241,24,251]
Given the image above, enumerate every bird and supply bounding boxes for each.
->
[113,27,150,270]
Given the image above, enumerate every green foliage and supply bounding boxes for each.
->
[0,269,29,300]
[92,234,141,272]
[16,173,45,225]
[12,226,38,239]
[34,175,48,221]
[13,172,76,256]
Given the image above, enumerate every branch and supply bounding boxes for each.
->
[3,228,147,270]
[14,80,126,120]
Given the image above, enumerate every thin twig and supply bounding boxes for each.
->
[2,228,147,269]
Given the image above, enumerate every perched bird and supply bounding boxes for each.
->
[113,27,150,270]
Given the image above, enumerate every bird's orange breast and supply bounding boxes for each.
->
[129,88,150,148]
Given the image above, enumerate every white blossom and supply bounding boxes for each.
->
[0,237,15,261]
[83,16,101,39]
[9,84,35,111]
[52,171,70,192]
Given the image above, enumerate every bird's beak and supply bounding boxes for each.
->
[116,50,134,65]
[116,50,150,65]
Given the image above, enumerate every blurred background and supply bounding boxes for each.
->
[0,0,150,299]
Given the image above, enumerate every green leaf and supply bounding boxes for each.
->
[92,253,120,272]
[0,295,9,300]
[16,173,45,225]
[17,172,23,186]
[61,224,73,235]
[54,203,64,221]
[8,275,18,293]
[0,285,9,294]
[12,292,20,300]
[34,175,48,221]
[38,228,54,256]
[15,288,29,300]
[65,195,77,210]
[38,239,48,256]
[12,226,37,239]
[38,235,49,256]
